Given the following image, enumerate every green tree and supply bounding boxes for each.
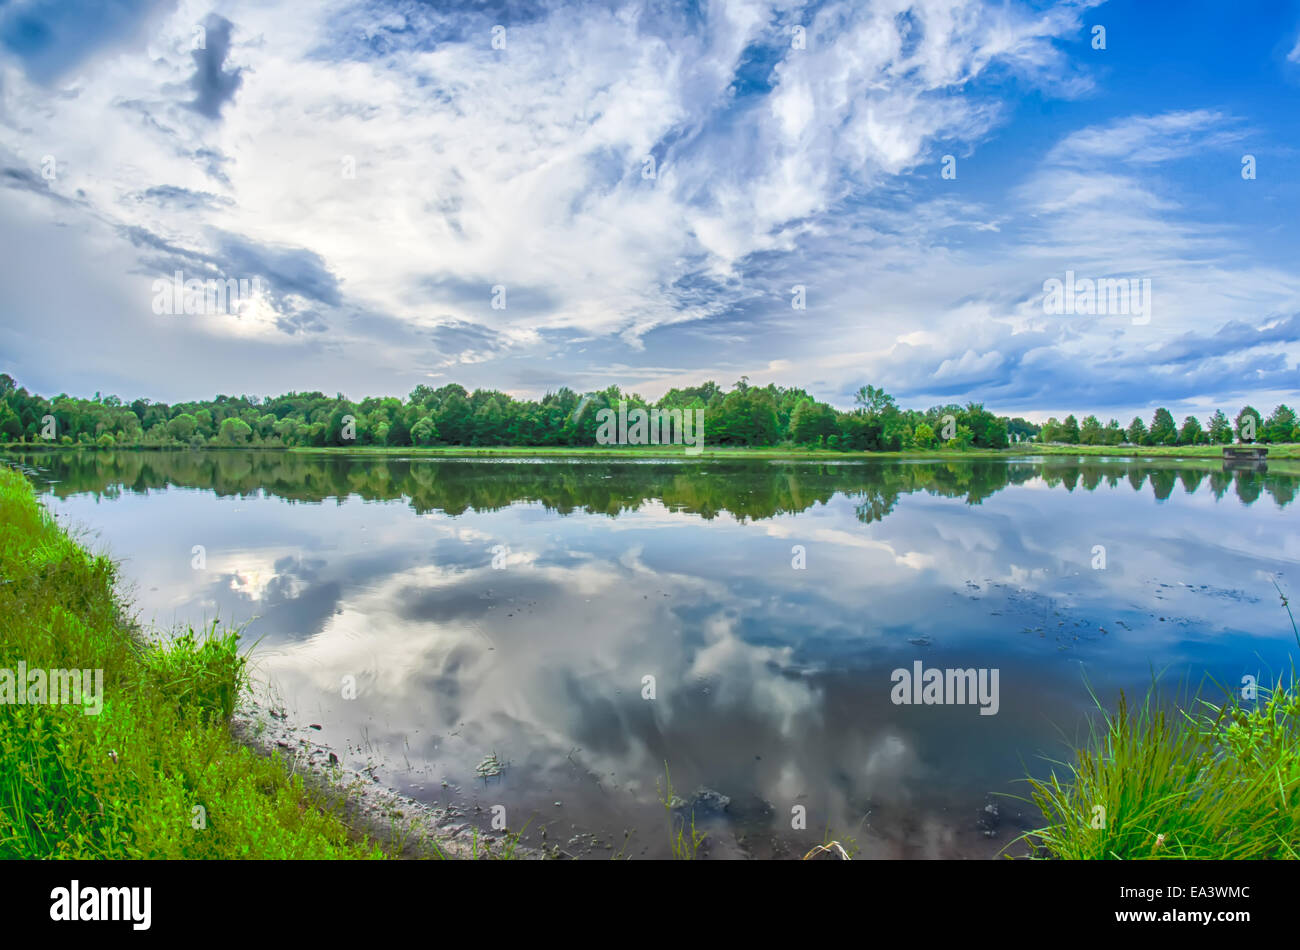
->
[944,423,975,449]
[1234,406,1261,443]
[1148,408,1177,446]
[326,405,358,446]
[0,404,21,441]
[1207,410,1231,444]
[272,418,299,444]
[1177,415,1204,445]
[853,385,897,415]
[193,409,215,438]
[1078,415,1103,445]
[1005,417,1039,443]
[216,417,253,445]
[436,393,472,444]
[1126,417,1147,444]
[879,411,912,451]
[471,397,507,445]
[1263,404,1297,443]
[961,403,1009,449]
[410,416,439,446]
[789,400,838,446]
[165,413,197,443]
[1060,414,1080,444]
[387,412,413,446]
[713,388,780,445]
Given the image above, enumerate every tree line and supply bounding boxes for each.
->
[1037,405,1296,446]
[19,451,1295,521]
[0,373,1292,450]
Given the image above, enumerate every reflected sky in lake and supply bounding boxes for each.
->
[8,450,1299,858]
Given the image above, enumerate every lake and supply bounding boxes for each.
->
[6,449,1298,858]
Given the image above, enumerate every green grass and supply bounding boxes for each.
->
[1021,591,1300,860]
[657,763,707,860]
[1019,675,1300,859]
[468,820,530,860]
[0,465,384,858]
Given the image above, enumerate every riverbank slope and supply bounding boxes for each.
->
[0,465,386,858]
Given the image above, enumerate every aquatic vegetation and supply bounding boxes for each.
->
[657,763,707,861]
[475,751,505,780]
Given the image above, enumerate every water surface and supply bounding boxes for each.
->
[8,450,1298,858]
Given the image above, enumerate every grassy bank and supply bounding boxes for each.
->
[1022,683,1300,858]
[0,465,383,858]
[1022,597,1300,859]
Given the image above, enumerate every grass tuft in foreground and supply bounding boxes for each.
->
[657,763,707,860]
[0,465,383,858]
[1019,674,1300,859]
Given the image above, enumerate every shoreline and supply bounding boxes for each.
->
[3,458,1295,860]
[0,464,525,861]
[4,442,1298,462]
[230,680,547,860]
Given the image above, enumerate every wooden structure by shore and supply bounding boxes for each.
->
[1222,445,1268,460]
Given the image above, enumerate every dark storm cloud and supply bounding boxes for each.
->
[974,348,1296,411]
[216,233,342,306]
[116,223,342,317]
[188,14,242,119]
[1143,314,1300,366]
[866,311,1297,414]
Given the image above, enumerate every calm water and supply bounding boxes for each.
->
[7,450,1298,858]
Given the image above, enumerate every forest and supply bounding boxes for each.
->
[0,373,1294,451]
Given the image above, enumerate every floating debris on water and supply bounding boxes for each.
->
[475,751,505,780]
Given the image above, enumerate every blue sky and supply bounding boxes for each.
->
[0,0,1297,421]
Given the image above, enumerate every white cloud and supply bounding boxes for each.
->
[1,0,1294,421]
